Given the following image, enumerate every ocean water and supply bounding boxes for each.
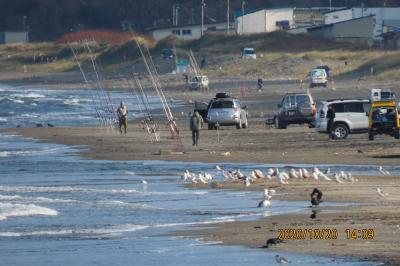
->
[0,85,387,265]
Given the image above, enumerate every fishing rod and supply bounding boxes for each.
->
[68,42,105,127]
[142,44,182,150]
[84,42,118,130]
[135,40,181,150]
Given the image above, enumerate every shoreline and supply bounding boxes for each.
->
[2,77,400,265]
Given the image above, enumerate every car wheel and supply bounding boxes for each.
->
[368,131,374,141]
[333,123,349,139]
[394,130,400,139]
[242,117,248,128]
[236,118,242,129]
[275,116,287,129]
[208,123,214,130]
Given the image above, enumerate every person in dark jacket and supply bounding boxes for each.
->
[326,105,335,139]
[190,111,204,146]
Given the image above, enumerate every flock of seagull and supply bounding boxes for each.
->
[181,165,359,186]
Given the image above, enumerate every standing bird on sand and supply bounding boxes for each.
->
[261,238,284,248]
[310,188,323,207]
[376,188,389,197]
[378,166,390,176]
[257,198,271,208]
[275,254,291,264]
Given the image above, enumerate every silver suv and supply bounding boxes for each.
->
[275,92,316,129]
[207,97,248,130]
[315,99,370,139]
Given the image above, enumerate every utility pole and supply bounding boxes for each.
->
[241,1,246,34]
[227,0,230,34]
[201,0,205,36]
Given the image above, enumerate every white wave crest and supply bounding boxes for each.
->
[0,203,58,221]
[0,185,138,194]
[0,117,7,123]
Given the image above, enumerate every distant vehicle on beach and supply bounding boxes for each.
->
[309,68,328,88]
[240,47,257,59]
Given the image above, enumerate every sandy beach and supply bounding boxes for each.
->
[2,74,400,265]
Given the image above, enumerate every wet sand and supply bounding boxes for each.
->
[177,177,400,265]
[2,75,400,265]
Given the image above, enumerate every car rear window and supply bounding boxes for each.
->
[211,101,234,109]
[296,95,311,104]
[331,103,344,112]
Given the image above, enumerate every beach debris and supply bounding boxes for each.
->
[376,187,389,197]
[378,166,390,176]
[310,188,323,207]
[275,254,291,264]
[261,238,284,248]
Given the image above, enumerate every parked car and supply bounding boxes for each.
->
[207,95,248,130]
[370,89,396,102]
[315,99,370,139]
[161,48,174,60]
[316,65,332,79]
[275,92,316,129]
[368,100,400,140]
[189,75,209,91]
[240,47,256,59]
[309,68,328,88]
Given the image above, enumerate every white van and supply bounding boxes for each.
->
[189,75,209,91]
[309,69,328,88]
[315,99,370,139]
[241,47,256,59]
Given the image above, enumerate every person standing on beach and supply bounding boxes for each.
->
[117,101,128,134]
[326,105,335,139]
[190,111,203,146]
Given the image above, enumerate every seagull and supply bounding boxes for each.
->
[310,188,323,207]
[376,188,389,197]
[289,168,299,179]
[302,168,310,179]
[253,169,265,179]
[334,173,343,184]
[378,166,390,176]
[264,188,273,200]
[261,238,283,248]
[216,165,222,171]
[275,254,291,264]
[257,198,271,208]
[141,179,148,185]
[312,172,319,181]
[267,168,275,176]
[245,177,251,187]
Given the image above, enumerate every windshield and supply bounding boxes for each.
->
[243,49,255,55]
[211,101,234,109]
[296,95,311,104]
[372,107,396,123]
[310,69,326,78]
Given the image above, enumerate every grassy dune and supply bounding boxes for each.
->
[0,32,399,81]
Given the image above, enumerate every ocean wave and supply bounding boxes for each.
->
[0,203,58,221]
[11,92,46,99]
[63,98,80,106]
[0,185,138,194]
[0,117,7,123]
[0,224,148,237]
[0,147,62,157]
[0,194,159,209]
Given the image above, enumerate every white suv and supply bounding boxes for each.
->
[315,99,370,139]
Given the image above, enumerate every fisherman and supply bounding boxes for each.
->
[190,111,204,146]
[117,101,129,134]
[326,105,335,139]
[257,77,263,91]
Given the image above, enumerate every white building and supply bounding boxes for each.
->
[0,31,29,44]
[148,22,228,41]
[324,8,400,39]
[235,8,294,35]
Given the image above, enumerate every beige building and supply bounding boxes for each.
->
[148,22,228,41]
